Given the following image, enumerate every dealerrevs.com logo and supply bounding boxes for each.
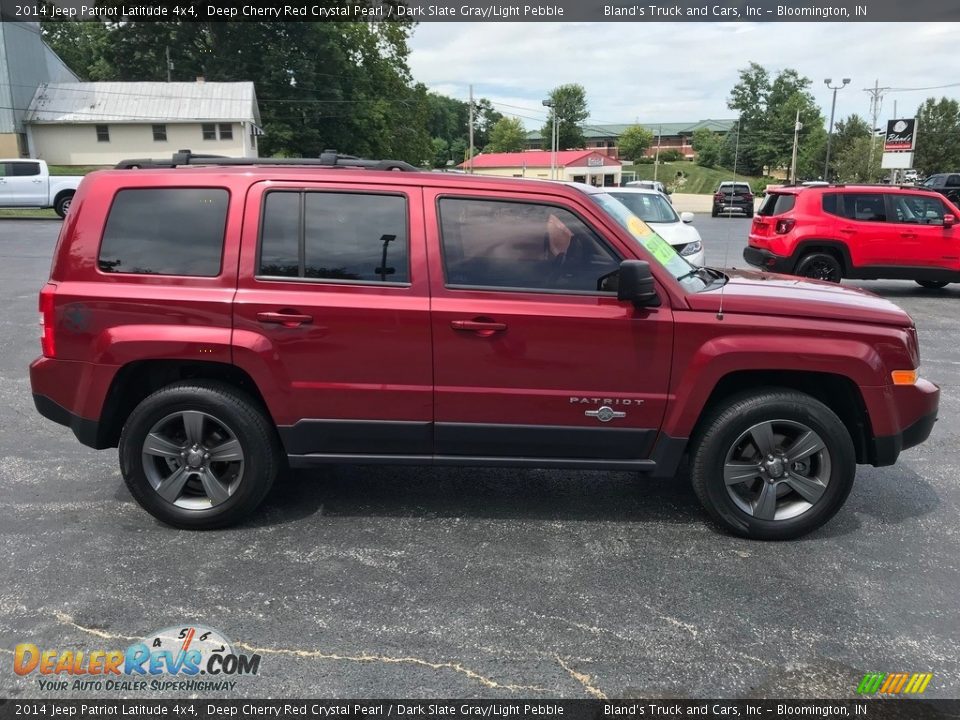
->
[13,625,261,692]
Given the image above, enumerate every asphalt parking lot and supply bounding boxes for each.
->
[1,216,957,700]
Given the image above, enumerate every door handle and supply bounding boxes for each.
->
[900,232,917,239]
[257,311,313,328]
[32,179,43,183]
[451,319,507,336]
[839,227,856,234]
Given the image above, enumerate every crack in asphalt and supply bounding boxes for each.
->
[52,612,544,693]
[556,655,607,700]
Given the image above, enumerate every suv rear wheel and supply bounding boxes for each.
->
[916,280,949,289]
[690,389,856,540]
[119,381,281,529]
[794,252,842,283]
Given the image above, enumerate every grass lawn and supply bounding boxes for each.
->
[624,161,771,194]
[0,209,59,218]
[49,165,106,176]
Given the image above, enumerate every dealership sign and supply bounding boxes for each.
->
[884,118,917,151]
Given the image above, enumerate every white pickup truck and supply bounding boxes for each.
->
[1,159,84,218]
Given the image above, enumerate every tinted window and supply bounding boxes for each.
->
[838,193,887,222]
[8,162,40,177]
[759,193,797,216]
[720,183,751,194]
[258,191,409,284]
[259,192,301,277]
[438,198,620,292]
[949,175,960,186]
[98,188,228,275]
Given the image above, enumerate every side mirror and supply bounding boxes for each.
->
[944,214,956,228]
[617,260,661,307]
[680,211,695,224]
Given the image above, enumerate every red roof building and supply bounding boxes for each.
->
[458,150,622,186]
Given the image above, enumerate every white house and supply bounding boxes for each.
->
[24,80,262,165]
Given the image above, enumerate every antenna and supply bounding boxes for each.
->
[716,115,742,321]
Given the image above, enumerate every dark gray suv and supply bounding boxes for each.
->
[712,181,755,217]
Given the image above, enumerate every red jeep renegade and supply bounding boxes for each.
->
[30,153,939,539]
[745,184,960,287]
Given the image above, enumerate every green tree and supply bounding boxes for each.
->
[617,125,654,163]
[41,20,433,164]
[914,97,960,176]
[691,128,722,168]
[726,64,826,179]
[542,84,588,151]
[486,117,527,153]
[834,135,883,182]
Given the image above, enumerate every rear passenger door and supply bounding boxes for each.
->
[830,192,896,267]
[233,182,434,460]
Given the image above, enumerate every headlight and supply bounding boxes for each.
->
[679,241,702,256]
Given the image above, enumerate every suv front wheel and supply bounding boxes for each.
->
[119,381,281,529]
[690,389,856,540]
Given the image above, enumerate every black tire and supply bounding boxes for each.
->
[54,192,74,218]
[690,389,856,540]
[711,207,719,218]
[794,251,842,282]
[916,280,949,289]
[119,381,281,529]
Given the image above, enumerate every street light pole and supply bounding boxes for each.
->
[823,77,850,181]
[542,98,558,180]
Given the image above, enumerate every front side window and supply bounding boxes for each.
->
[202,124,217,141]
[98,188,228,276]
[96,125,110,142]
[438,198,620,292]
[152,124,167,142]
[890,195,947,225]
[259,191,409,284]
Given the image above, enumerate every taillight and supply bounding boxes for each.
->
[39,284,56,358]
[714,192,724,201]
[744,192,754,200]
[775,218,796,234]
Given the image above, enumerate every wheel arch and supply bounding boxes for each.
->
[95,360,273,449]
[692,370,874,464]
[791,239,853,274]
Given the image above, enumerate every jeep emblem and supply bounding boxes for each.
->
[585,406,626,423]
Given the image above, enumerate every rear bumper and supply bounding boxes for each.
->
[714,199,753,213]
[33,392,102,448]
[743,246,794,274]
[869,379,940,466]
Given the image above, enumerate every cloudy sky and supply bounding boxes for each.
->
[408,23,959,130]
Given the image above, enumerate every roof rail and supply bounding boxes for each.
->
[114,149,419,172]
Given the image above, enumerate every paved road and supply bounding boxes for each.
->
[1,218,957,700]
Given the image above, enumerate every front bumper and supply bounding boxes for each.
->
[743,246,795,274]
[869,379,940,466]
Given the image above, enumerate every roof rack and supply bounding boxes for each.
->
[114,149,419,172]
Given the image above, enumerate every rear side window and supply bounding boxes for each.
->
[758,193,796,216]
[258,191,409,284]
[98,188,228,275]
[10,162,40,177]
[841,193,887,222]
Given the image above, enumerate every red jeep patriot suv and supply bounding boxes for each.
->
[30,152,939,539]
[744,184,960,287]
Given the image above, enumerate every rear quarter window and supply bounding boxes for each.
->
[758,193,796,216]
[98,188,228,276]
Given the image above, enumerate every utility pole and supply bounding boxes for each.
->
[823,77,850,181]
[165,47,172,82]
[653,124,662,182]
[864,79,890,179]
[542,98,557,180]
[790,110,802,184]
[468,84,474,174]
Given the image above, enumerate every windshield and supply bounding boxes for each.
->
[591,193,711,292]
[607,191,679,223]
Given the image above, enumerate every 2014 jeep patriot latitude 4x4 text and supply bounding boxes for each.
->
[30,153,939,539]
